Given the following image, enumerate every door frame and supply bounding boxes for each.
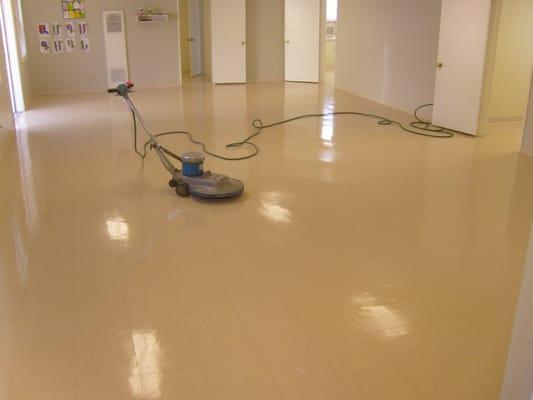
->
[0,0,26,113]
[521,72,533,157]
[176,0,184,86]
[479,0,533,150]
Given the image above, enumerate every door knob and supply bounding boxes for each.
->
[437,62,443,68]
[188,38,195,42]
[241,41,246,45]
[285,40,290,44]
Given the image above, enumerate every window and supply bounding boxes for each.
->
[327,0,338,22]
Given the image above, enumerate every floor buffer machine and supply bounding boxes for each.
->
[109,83,244,200]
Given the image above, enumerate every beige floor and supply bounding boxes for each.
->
[0,79,532,400]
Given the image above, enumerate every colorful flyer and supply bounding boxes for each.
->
[77,22,88,36]
[65,23,76,37]
[53,40,65,54]
[79,38,90,53]
[37,23,50,37]
[52,23,63,37]
[39,39,50,54]
[62,0,86,20]
[65,38,77,53]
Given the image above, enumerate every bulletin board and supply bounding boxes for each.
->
[62,0,86,20]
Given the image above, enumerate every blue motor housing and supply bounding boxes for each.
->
[181,152,205,177]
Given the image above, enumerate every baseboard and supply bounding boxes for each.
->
[488,116,525,123]
[33,84,181,96]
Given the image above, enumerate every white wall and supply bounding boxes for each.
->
[488,0,533,121]
[22,0,181,94]
[521,72,533,157]
[500,223,533,400]
[335,0,441,114]
[246,0,284,82]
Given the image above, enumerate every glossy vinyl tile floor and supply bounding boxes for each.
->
[0,78,533,400]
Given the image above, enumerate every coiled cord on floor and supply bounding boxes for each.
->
[130,103,457,162]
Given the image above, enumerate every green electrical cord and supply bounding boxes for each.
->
[132,103,457,162]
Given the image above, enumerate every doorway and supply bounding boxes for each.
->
[0,0,26,113]
[179,0,204,81]
[481,0,533,137]
[323,0,338,84]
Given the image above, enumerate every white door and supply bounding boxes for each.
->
[285,0,320,83]
[188,0,202,76]
[211,0,246,84]
[432,0,492,135]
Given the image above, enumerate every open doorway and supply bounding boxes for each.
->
[179,0,204,82]
[323,0,338,84]
[0,0,26,113]
[481,0,533,137]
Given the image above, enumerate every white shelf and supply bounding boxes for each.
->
[136,15,169,22]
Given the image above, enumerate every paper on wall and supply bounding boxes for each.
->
[65,23,76,37]
[77,22,88,37]
[52,23,63,37]
[62,0,86,20]
[37,23,50,37]
[65,38,77,53]
[39,40,50,54]
[53,40,65,54]
[79,38,90,53]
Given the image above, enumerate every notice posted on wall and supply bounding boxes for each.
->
[37,23,50,37]
[77,22,88,36]
[52,23,62,38]
[65,23,76,37]
[80,38,90,53]
[53,40,65,54]
[65,38,77,53]
[39,39,50,54]
[62,0,86,20]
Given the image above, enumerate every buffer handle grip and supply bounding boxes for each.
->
[107,82,134,97]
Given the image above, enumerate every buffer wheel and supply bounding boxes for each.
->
[175,181,190,197]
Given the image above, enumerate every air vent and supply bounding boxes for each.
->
[103,11,129,88]
[326,23,336,40]
[106,13,123,33]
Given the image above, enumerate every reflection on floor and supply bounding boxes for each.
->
[0,80,532,400]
